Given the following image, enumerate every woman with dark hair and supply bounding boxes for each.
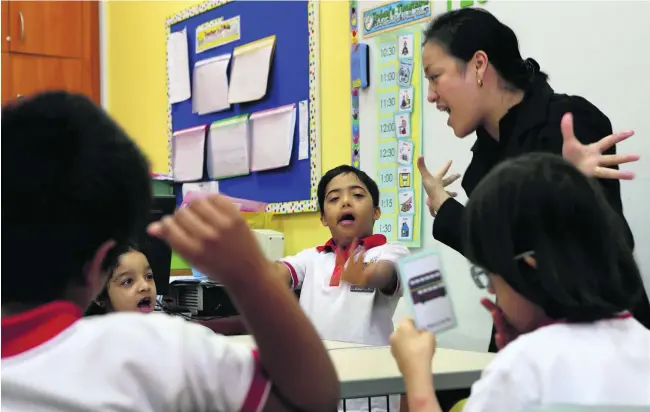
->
[391,153,650,411]
[415,7,650,352]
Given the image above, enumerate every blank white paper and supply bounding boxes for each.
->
[192,54,231,115]
[172,125,206,182]
[206,115,251,179]
[250,104,296,172]
[298,100,309,160]
[227,35,276,104]
[167,28,191,104]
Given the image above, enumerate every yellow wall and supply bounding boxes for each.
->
[106,1,351,255]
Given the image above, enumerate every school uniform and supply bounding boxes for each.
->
[463,313,650,411]
[281,233,409,412]
[1,301,270,412]
[431,78,650,350]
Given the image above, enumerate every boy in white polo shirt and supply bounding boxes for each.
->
[1,92,339,412]
[269,165,410,411]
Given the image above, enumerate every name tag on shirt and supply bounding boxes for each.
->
[350,285,375,293]
[396,250,457,335]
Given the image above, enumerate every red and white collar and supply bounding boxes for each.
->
[2,301,82,359]
[316,234,387,253]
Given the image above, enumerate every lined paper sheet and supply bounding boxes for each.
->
[172,125,206,182]
[167,28,191,104]
[206,115,251,179]
[181,181,219,198]
[298,100,309,160]
[250,104,296,172]
[228,35,276,104]
[193,54,231,115]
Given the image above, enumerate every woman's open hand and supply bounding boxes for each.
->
[561,113,639,180]
[417,156,461,217]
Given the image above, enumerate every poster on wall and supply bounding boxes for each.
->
[374,28,423,248]
[362,0,431,38]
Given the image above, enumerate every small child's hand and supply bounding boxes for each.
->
[390,319,436,376]
[147,195,266,286]
[340,240,369,286]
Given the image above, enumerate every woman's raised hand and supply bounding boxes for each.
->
[417,156,461,217]
[561,113,639,180]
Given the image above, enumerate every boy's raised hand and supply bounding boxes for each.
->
[340,239,369,286]
[147,195,266,286]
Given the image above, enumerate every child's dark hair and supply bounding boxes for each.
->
[424,7,548,91]
[84,241,142,316]
[2,91,152,305]
[317,165,379,215]
[463,152,642,323]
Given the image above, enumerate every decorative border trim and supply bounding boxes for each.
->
[165,0,321,214]
[350,0,360,168]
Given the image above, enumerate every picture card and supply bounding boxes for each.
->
[398,59,414,87]
[396,250,457,335]
[398,190,415,215]
[398,33,414,60]
[397,214,414,241]
[394,112,411,139]
[397,139,414,165]
[398,87,414,112]
[398,165,413,189]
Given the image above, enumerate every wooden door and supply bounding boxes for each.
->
[2,52,11,105]
[1,1,9,52]
[8,54,83,101]
[8,1,83,58]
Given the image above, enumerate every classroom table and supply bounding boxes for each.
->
[226,336,494,399]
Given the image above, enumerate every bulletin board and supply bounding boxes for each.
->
[165,0,321,214]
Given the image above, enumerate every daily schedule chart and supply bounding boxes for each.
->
[373,28,423,248]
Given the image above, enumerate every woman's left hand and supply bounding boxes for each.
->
[561,113,639,180]
[417,157,460,216]
[390,319,436,375]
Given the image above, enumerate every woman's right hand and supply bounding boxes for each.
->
[480,298,519,350]
[417,156,461,216]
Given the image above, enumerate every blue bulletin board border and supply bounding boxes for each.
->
[165,0,322,214]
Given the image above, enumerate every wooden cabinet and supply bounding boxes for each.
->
[1,1,99,106]
[2,2,9,52]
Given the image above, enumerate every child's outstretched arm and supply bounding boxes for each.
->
[390,319,443,412]
[149,195,339,411]
[341,241,409,294]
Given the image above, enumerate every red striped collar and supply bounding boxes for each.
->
[2,301,82,359]
[316,234,387,253]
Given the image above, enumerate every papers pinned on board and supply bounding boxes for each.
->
[250,104,296,172]
[167,27,192,104]
[196,16,241,54]
[181,181,219,198]
[228,35,276,104]
[206,115,251,179]
[298,100,309,160]
[192,54,232,115]
[172,125,206,182]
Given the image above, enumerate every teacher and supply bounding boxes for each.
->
[415,8,650,351]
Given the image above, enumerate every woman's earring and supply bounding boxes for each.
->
[477,78,484,87]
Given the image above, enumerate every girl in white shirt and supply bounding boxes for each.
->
[391,153,650,412]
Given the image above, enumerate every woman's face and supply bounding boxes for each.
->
[422,41,484,138]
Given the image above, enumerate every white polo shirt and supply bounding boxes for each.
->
[464,314,650,411]
[1,301,270,412]
[281,234,409,346]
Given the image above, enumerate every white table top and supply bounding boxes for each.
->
[227,335,494,398]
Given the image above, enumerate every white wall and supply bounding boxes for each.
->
[359,0,650,352]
